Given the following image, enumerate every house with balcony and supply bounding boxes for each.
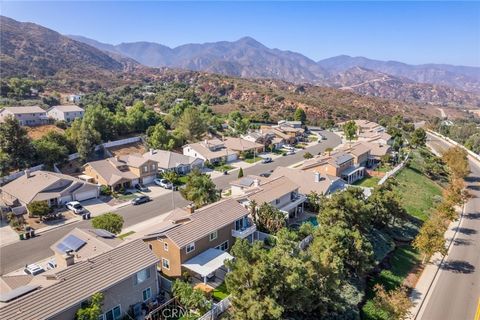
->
[142,199,255,284]
[300,150,365,184]
[47,105,84,122]
[0,240,159,320]
[232,175,306,220]
[183,139,238,164]
[0,106,48,126]
[83,155,158,190]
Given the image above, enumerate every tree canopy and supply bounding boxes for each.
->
[180,170,219,207]
[91,212,124,234]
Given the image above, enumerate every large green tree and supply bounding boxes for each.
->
[76,292,104,320]
[91,212,124,234]
[254,203,286,234]
[343,120,358,142]
[174,107,207,142]
[0,116,34,169]
[294,108,307,124]
[146,123,176,150]
[180,169,219,207]
[410,128,427,148]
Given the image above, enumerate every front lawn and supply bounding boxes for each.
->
[244,156,262,164]
[118,230,135,240]
[212,282,230,301]
[176,175,189,186]
[213,164,234,172]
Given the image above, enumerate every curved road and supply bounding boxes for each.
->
[0,130,342,275]
[419,133,480,320]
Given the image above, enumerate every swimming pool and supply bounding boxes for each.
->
[307,216,319,227]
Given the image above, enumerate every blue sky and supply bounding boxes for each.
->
[2,1,479,66]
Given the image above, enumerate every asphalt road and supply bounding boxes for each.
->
[419,133,480,320]
[0,130,341,275]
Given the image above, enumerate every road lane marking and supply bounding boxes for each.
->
[475,297,480,320]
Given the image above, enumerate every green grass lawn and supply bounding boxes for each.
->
[395,166,442,221]
[362,245,420,320]
[176,175,188,185]
[118,230,135,240]
[353,176,380,188]
[244,156,262,164]
[212,282,230,301]
[213,164,234,172]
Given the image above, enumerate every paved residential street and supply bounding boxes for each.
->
[418,133,480,320]
[0,130,341,275]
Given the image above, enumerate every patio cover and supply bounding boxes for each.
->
[182,248,233,277]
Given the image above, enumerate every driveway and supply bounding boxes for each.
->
[0,220,19,247]
[82,198,114,217]
[143,184,172,198]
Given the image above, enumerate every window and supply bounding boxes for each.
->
[186,242,195,253]
[216,241,229,251]
[134,267,151,285]
[143,165,148,173]
[163,242,168,251]
[209,231,218,241]
[143,287,152,301]
[162,258,170,270]
[275,198,280,205]
[105,305,121,320]
[151,164,156,171]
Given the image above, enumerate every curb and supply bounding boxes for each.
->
[412,203,465,320]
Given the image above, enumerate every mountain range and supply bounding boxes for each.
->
[1,15,479,108]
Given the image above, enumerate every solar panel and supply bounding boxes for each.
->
[93,229,115,238]
[63,235,86,251]
[56,235,86,253]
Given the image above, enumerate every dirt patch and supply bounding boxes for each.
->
[403,261,424,288]
[59,159,84,176]
[108,141,147,156]
[23,210,77,231]
[26,125,64,140]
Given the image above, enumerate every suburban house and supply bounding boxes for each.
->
[338,119,385,134]
[277,120,302,128]
[338,120,392,145]
[260,124,304,145]
[338,142,371,167]
[0,106,48,126]
[47,105,84,122]
[223,137,264,154]
[0,170,99,208]
[142,199,255,281]
[0,240,159,320]
[143,149,204,174]
[183,139,238,164]
[232,175,306,219]
[50,228,123,267]
[83,155,158,190]
[242,131,284,150]
[270,167,346,196]
[361,141,392,163]
[358,131,393,145]
[300,150,365,184]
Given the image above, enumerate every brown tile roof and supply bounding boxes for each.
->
[223,137,263,152]
[0,240,158,320]
[270,167,344,196]
[143,150,200,170]
[0,275,33,291]
[0,171,98,205]
[1,106,46,114]
[184,140,236,161]
[248,176,299,204]
[161,199,249,248]
[85,158,139,185]
[48,105,84,113]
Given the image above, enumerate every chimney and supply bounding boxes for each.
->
[314,172,321,183]
[57,251,75,269]
[25,170,31,178]
[186,204,195,214]
[150,148,155,155]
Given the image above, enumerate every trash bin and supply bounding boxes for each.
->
[19,233,25,240]
[86,212,91,219]
[25,232,30,239]
[82,214,87,220]
[30,230,35,238]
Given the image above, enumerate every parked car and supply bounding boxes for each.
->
[132,195,151,205]
[66,201,85,214]
[261,157,273,164]
[135,184,150,192]
[46,259,56,270]
[286,150,295,155]
[259,172,271,178]
[24,263,45,276]
[154,178,173,189]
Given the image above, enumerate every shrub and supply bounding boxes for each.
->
[91,213,124,234]
[99,185,112,196]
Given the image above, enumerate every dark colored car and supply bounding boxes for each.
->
[259,172,271,178]
[131,195,151,205]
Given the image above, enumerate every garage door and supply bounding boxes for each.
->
[142,175,155,184]
[227,154,238,162]
[75,189,98,201]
